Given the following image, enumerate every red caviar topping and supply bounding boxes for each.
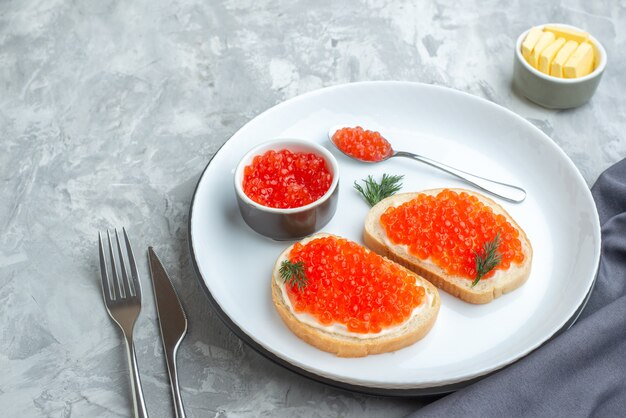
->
[332,126,393,162]
[243,149,332,209]
[380,190,525,280]
[286,236,425,334]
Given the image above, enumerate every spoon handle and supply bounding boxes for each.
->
[393,151,526,203]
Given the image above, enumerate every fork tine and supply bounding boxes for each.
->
[115,229,132,298]
[107,230,123,300]
[123,227,142,298]
[98,232,114,302]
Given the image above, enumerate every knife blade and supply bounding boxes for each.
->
[148,247,187,418]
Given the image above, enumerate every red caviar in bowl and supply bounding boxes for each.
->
[285,236,426,334]
[380,189,525,280]
[332,126,393,162]
[243,149,332,209]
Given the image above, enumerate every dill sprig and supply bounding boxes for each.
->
[472,232,502,287]
[353,173,404,207]
[279,260,308,290]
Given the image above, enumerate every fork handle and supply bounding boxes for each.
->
[125,336,148,418]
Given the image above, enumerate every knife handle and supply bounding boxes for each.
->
[166,349,186,418]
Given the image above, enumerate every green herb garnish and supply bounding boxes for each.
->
[354,173,404,207]
[472,232,502,287]
[279,260,308,290]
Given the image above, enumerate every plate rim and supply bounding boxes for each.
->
[187,81,601,394]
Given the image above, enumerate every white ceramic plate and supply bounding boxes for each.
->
[189,82,600,392]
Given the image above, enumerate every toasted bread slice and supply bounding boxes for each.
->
[364,189,533,304]
[271,233,440,357]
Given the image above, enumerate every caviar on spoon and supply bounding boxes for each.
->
[329,126,526,203]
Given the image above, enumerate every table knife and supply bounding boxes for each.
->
[148,247,187,418]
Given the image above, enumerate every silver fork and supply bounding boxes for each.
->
[98,228,148,418]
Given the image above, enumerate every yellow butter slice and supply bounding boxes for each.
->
[522,27,544,60]
[528,31,555,68]
[538,37,566,74]
[550,40,579,77]
[564,42,594,78]
[544,26,589,44]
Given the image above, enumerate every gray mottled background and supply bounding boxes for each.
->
[1,0,625,416]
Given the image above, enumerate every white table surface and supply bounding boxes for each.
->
[1,1,625,416]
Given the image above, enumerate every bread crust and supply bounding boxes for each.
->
[364,189,533,304]
[271,233,440,357]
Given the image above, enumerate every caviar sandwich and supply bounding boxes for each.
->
[271,233,440,357]
[364,188,533,304]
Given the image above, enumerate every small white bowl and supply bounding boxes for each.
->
[513,23,607,109]
[234,139,340,240]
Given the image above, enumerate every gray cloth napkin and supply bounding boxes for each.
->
[410,159,626,417]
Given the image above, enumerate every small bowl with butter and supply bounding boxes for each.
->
[513,23,607,109]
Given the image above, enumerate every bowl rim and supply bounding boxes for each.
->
[515,23,607,84]
[234,138,340,214]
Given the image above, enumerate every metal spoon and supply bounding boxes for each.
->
[329,126,526,203]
